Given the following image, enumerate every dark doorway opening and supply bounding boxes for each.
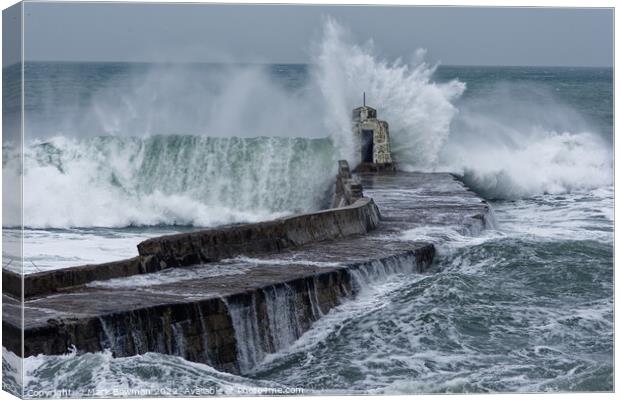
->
[361,129,374,163]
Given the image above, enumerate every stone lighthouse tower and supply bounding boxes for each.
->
[351,93,394,172]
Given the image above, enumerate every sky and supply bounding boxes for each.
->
[3,2,614,67]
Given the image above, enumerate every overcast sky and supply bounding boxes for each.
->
[6,2,614,67]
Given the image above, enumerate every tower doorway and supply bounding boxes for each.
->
[361,129,374,163]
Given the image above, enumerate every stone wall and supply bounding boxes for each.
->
[331,160,363,208]
[3,165,498,377]
[12,246,434,374]
[3,256,171,299]
[3,257,149,299]
[5,162,380,299]
[137,196,380,270]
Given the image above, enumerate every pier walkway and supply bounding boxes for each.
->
[3,172,492,374]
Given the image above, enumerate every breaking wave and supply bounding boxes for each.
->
[314,18,465,166]
[315,19,612,199]
[3,135,335,228]
[453,130,611,200]
[5,19,612,230]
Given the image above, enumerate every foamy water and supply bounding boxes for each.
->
[2,18,612,395]
[5,186,612,394]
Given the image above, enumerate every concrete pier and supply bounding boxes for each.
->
[2,170,493,374]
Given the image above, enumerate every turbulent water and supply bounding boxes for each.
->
[3,135,335,271]
[4,188,613,395]
[2,20,613,395]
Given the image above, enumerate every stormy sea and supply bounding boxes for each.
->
[2,21,612,395]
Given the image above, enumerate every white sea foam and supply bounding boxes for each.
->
[13,347,285,397]
[492,186,613,243]
[87,262,251,289]
[399,226,504,252]
[445,130,612,200]
[315,19,611,200]
[4,135,326,229]
[313,18,465,166]
[6,19,612,236]
[3,18,612,395]
[231,256,342,268]
[3,227,183,273]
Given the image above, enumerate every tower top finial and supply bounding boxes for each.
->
[363,91,366,107]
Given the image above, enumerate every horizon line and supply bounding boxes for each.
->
[4,60,614,69]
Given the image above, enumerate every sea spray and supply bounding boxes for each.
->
[313,18,465,168]
[24,63,325,141]
[17,61,342,230]
[14,19,611,219]
[313,19,612,199]
[5,19,612,395]
[455,130,612,199]
[439,82,613,199]
[6,135,335,228]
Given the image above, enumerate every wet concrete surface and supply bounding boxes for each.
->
[3,172,491,369]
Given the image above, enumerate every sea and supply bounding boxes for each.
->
[1,26,613,395]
